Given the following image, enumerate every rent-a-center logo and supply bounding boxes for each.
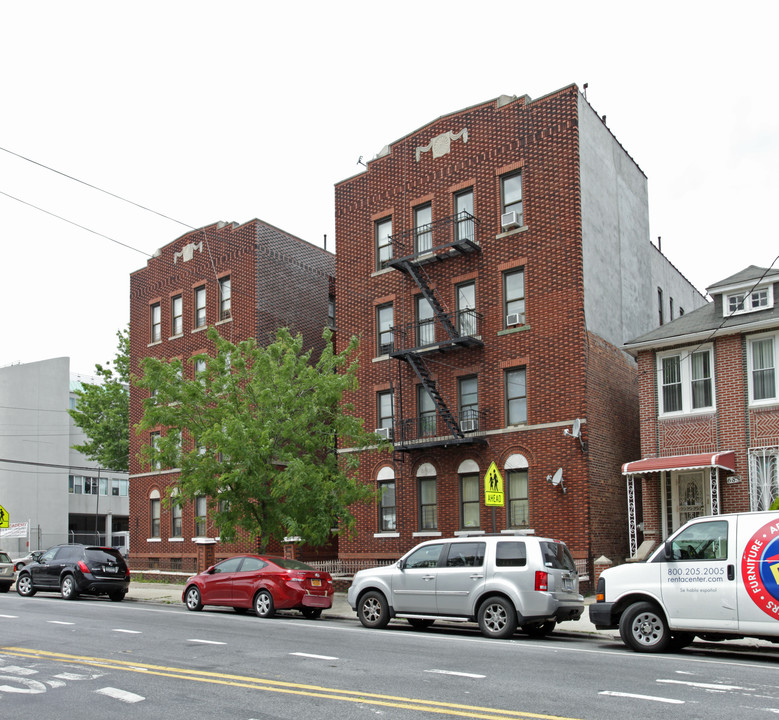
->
[741,519,779,620]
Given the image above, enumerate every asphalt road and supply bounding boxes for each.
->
[1,591,778,719]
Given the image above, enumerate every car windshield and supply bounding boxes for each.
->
[85,548,124,564]
[269,558,316,571]
[540,541,577,572]
[0,552,10,563]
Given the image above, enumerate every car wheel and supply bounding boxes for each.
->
[407,618,435,630]
[478,596,517,639]
[301,608,322,619]
[184,586,203,611]
[16,573,35,597]
[254,589,275,618]
[619,601,671,653]
[521,621,556,638]
[60,574,79,600]
[357,590,390,629]
[109,591,125,602]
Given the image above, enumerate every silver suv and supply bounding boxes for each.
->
[347,533,583,639]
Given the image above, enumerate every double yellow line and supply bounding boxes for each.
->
[2,646,583,720]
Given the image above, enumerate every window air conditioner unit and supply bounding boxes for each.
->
[375,427,393,441]
[506,313,522,327]
[501,211,520,231]
[460,418,478,433]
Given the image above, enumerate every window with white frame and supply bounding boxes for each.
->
[417,385,436,437]
[457,282,476,336]
[507,469,529,527]
[455,189,474,243]
[419,476,437,530]
[194,286,206,328]
[219,276,231,320]
[503,269,525,327]
[748,446,779,511]
[748,333,777,404]
[505,367,527,425]
[376,304,394,355]
[375,217,393,270]
[458,376,478,428]
[414,203,432,254]
[171,501,182,537]
[461,473,480,528]
[658,347,715,415]
[195,495,207,537]
[725,285,773,317]
[150,490,161,538]
[415,295,434,346]
[171,295,183,336]
[150,303,161,342]
[501,172,523,225]
[377,390,394,432]
[378,479,396,531]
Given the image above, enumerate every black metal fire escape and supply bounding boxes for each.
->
[385,212,487,450]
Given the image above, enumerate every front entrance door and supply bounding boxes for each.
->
[670,471,708,533]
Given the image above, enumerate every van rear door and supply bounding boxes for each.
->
[658,517,737,631]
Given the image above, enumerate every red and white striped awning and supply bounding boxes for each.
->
[622,451,736,476]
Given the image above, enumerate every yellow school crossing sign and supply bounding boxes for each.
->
[0,504,8,528]
[484,462,504,507]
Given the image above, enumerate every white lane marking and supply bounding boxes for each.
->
[0,615,18,619]
[96,687,145,703]
[47,621,75,625]
[425,669,486,679]
[187,639,226,645]
[600,691,684,704]
[46,680,66,688]
[112,629,142,634]
[657,678,754,691]
[290,652,338,660]
[0,675,48,694]
[0,666,38,676]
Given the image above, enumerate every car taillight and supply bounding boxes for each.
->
[78,561,90,574]
[535,571,548,591]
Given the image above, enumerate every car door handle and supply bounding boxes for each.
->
[727,564,735,581]
[470,574,484,580]
[422,575,435,581]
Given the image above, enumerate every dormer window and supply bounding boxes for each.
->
[724,284,773,317]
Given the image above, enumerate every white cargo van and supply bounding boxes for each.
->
[589,511,779,652]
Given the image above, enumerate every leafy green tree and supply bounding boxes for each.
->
[69,327,130,473]
[135,327,384,551]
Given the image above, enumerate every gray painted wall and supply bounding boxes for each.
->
[578,93,706,348]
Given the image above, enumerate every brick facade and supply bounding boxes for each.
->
[128,219,334,572]
[333,85,686,582]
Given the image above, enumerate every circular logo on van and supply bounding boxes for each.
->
[741,519,779,620]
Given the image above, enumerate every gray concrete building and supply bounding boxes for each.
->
[0,357,129,557]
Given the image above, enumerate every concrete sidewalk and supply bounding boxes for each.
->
[125,581,609,637]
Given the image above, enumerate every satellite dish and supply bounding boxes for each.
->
[546,468,567,494]
[563,419,585,450]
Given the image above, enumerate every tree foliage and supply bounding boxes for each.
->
[135,327,385,551]
[69,327,130,473]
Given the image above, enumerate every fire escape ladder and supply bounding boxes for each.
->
[405,353,463,439]
[398,260,459,341]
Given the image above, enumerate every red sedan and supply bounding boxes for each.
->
[182,555,333,619]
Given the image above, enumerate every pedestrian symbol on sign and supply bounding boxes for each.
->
[484,462,505,507]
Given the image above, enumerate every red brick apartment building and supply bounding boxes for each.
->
[128,220,334,572]
[622,265,779,556]
[334,84,706,580]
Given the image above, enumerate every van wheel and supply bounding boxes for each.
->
[619,601,670,652]
[478,596,517,639]
[358,591,390,629]
[522,621,556,638]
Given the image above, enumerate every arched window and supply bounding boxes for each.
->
[458,460,481,529]
[377,466,396,532]
[149,489,161,538]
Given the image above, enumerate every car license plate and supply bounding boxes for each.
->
[105,566,118,574]
[563,577,573,591]
[311,579,321,587]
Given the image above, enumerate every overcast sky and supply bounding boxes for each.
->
[1,1,776,374]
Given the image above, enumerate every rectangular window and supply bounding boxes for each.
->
[414,204,432,254]
[377,391,394,431]
[379,480,396,531]
[219,276,231,320]
[750,335,777,403]
[112,479,128,496]
[377,304,394,355]
[508,470,529,527]
[501,172,523,225]
[658,288,664,326]
[461,474,480,528]
[457,282,476,336]
[419,477,437,530]
[749,447,779,511]
[195,496,207,536]
[459,376,478,429]
[171,504,182,537]
[418,385,436,437]
[454,189,474,243]
[194,357,207,383]
[150,303,161,342]
[669,297,674,321]
[503,269,525,327]
[171,295,183,336]
[327,295,335,328]
[194,286,206,328]
[376,217,393,270]
[505,368,527,425]
[415,295,434,346]
[658,347,715,415]
[150,498,160,538]
[150,431,161,469]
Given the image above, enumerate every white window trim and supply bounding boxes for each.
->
[723,284,774,317]
[656,345,716,417]
[747,331,779,407]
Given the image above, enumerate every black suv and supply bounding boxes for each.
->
[16,544,130,602]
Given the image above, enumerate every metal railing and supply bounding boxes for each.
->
[390,309,482,353]
[388,211,480,262]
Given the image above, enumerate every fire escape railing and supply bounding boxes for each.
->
[386,211,480,266]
